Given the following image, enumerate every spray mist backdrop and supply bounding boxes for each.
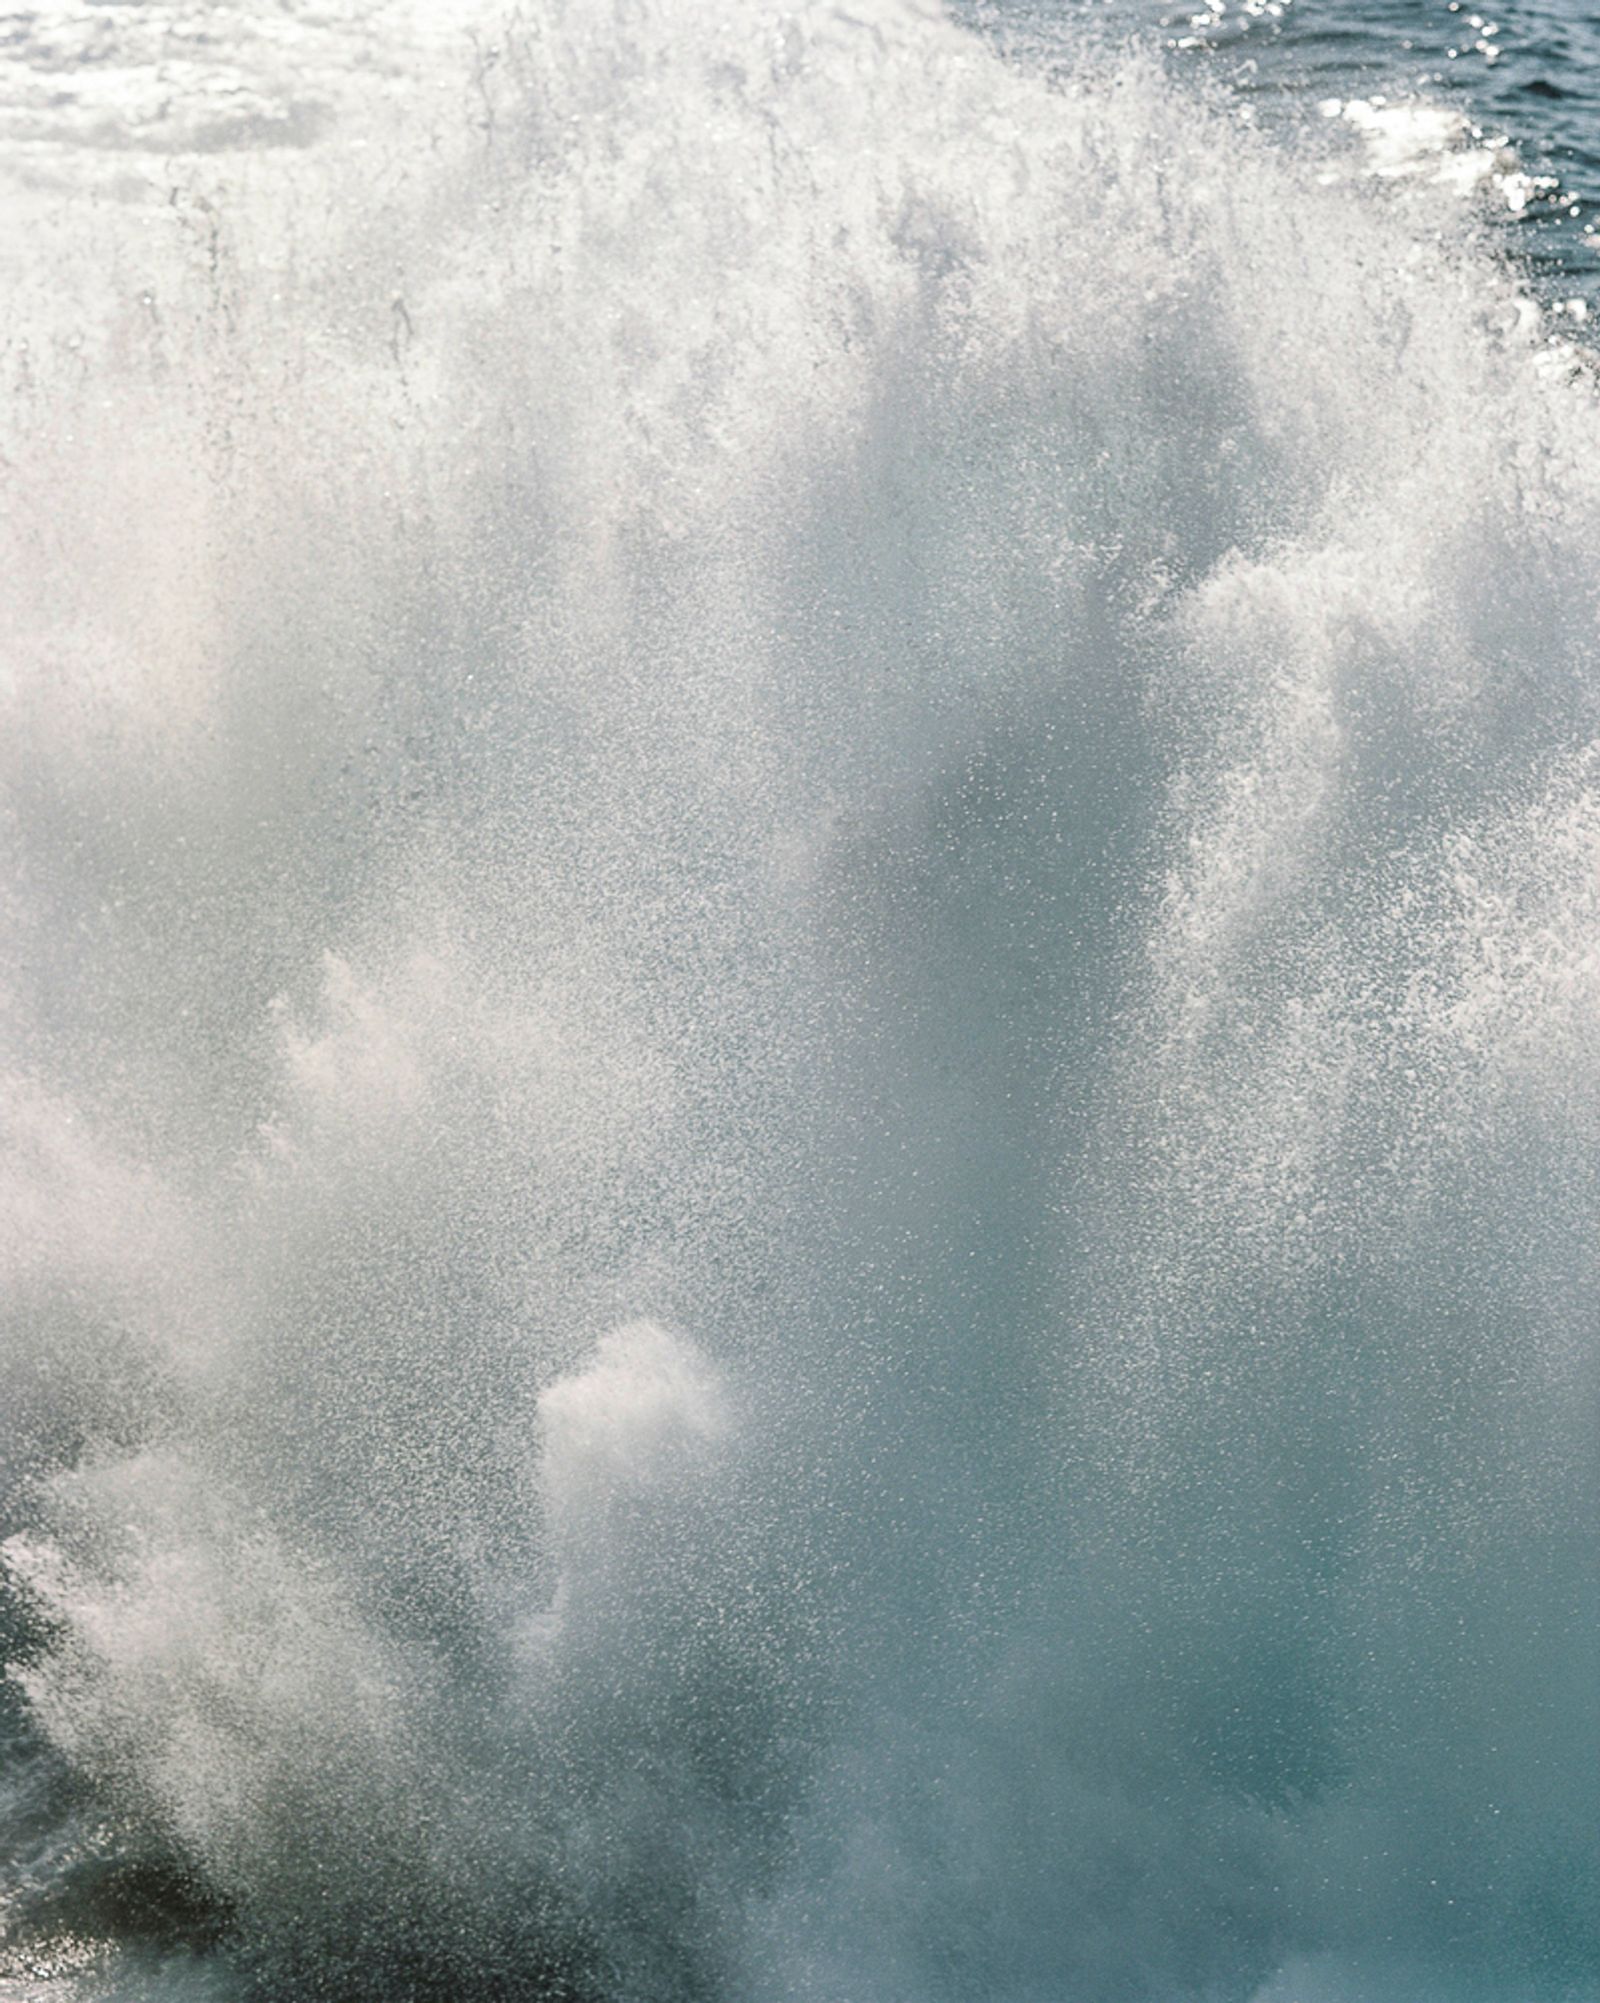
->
[0,1,1596,1999]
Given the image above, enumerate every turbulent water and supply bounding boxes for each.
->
[1012,0,1600,308]
[1,1,1598,1999]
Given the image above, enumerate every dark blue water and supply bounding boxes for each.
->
[978,0,1600,309]
[0,4,1597,2001]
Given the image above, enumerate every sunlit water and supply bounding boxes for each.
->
[1,3,1597,2000]
[978,0,1600,306]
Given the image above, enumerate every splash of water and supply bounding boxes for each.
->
[1,2,1597,1999]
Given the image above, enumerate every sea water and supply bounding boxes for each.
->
[0,2,1596,1999]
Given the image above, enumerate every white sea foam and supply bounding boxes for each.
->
[0,1,1596,1999]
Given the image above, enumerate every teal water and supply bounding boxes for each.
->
[0,3,1596,1999]
[978,0,1600,306]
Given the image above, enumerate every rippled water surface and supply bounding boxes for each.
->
[978,0,1600,303]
